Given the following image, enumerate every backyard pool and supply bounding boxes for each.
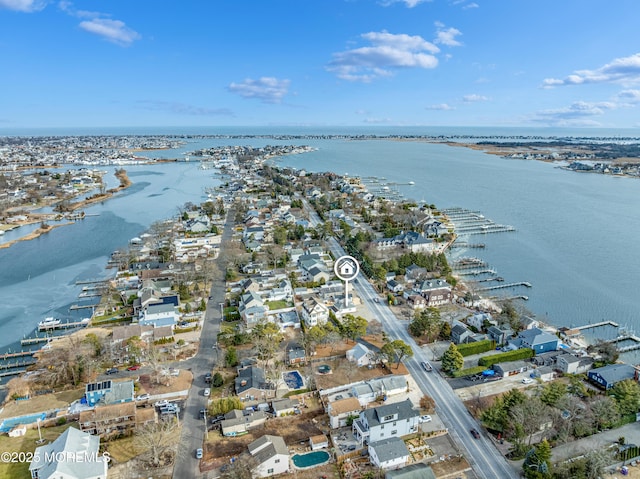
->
[283,370,304,389]
[0,412,47,433]
[292,450,331,468]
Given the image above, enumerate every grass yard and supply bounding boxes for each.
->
[0,422,79,479]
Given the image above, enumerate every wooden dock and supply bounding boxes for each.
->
[0,359,36,371]
[574,320,619,331]
[38,319,90,331]
[1,350,36,359]
[476,281,531,292]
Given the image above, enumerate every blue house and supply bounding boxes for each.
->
[85,379,134,407]
[517,327,559,354]
[588,363,637,390]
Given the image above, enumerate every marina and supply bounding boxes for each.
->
[37,317,90,332]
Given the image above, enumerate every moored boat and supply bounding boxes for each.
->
[38,317,61,328]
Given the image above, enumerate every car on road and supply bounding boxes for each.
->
[419,415,432,423]
[470,428,480,439]
[204,373,212,384]
[373,297,379,303]
[136,393,150,401]
[105,367,119,375]
[421,361,433,372]
[195,448,203,459]
[204,388,210,397]
[127,365,141,371]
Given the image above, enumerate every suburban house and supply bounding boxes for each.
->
[417,279,452,306]
[352,399,420,446]
[515,327,559,354]
[451,322,473,345]
[385,463,437,479]
[300,297,329,327]
[556,353,593,374]
[492,360,528,377]
[327,396,362,429]
[79,402,156,439]
[235,366,275,400]
[467,312,495,331]
[85,379,134,407]
[29,427,108,479]
[406,294,427,310]
[587,363,638,390]
[488,325,513,345]
[238,292,268,327]
[221,409,268,437]
[368,437,410,470]
[352,376,407,406]
[248,434,290,477]
[271,398,298,417]
[346,343,375,367]
[138,302,179,328]
[386,279,403,294]
[287,347,306,366]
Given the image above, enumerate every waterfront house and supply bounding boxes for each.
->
[451,322,473,345]
[85,379,134,407]
[79,402,156,439]
[248,434,289,477]
[29,427,108,479]
[556,353,593,374]
[516,327,559,354]
[327,396,362,429]
[588,363,638,390]
[488,325,513,346]
[139,302,179,328]
[368,437,410,470]
[352,399,419,446]
[467,312,495,331]
[417,279,452,306]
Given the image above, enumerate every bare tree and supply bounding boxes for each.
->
[135,419,178,468]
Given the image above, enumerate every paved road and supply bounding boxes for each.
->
[172,209,234,479]
[295,191,520,479]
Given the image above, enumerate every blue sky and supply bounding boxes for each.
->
[1,0,640,128]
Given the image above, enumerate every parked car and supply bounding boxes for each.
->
[204,373,212,384]
[154,400,169,408]
[105,367,119,375]
[136,393,150,401]
[204,388,210,397]
[169,368,179,376]
[419,415,432,423]
[522,377,533,384]
[470,428,480,439]
[195,448,203,459]
[210,415,225,424]
[127,365,141,371]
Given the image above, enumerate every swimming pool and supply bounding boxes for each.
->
[0,412,47,433]
[292,450,331,468]
[283,370,304,389]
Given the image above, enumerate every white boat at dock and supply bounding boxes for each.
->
[38,317,61,328]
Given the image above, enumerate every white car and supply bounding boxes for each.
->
[522,378,534,384]
[204,388,211,397]
[154,400,169,408]
[419,415,432,423]
[136,393,150,401]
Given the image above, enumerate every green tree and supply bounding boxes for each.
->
[225,346,238,367]
[539,381,567,407]
[610,378,640,416]
[252,320,284,368]
[340,314,368,343]
[441,343,464,374]
[212,372,224,387]
[380,339,413,369]
[409,307,442,341]
[523,439,552,479]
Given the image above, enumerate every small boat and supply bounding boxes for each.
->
[408,181,415,185]
[38,317,61,328]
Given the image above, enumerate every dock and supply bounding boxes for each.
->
[38,319,90,331]
[451,243,485,249]
[0,359,36,371]
[476,282,531,292]
[457,269,497,276]
[1,350,36,359]
[574,320,619,331]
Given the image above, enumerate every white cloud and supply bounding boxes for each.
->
[79,18,141,46]
[531,100,616,126]
[463,2,479,9]
[227,77,290,103]
[0,0,47,12]
[542,53,640,88]
[616,89,640,104]
[379,0,431,7]
[463,94,488,102]
[327,31,439,82]
[434,23,463,47]
[138,101,233,117]
[426,103,455,110]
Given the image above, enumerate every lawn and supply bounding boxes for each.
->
[0,422,78,479]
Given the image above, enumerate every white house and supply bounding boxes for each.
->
[346,343,375,367]
[352,399,419,446]
[368,437,410,470]
[138,303,179,328]
[29,427,108,479]
[328,397,362,429]
[248,434,289,477]
[300,297,329,327]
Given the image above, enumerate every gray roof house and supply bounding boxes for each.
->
[29,427,108,479]
[516,327,559,354]
[451,322,473,344]
[235,366,275,399]
[368,437,410,470]
[385,463,437,479]
[353,398,419,446]
[588,363,637,390]
[248,435,290,477]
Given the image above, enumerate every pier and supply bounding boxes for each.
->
[0,359,36,371]
[1,350,36,359]
[451,243,485,249]
[457,269,497,276]
[452,258,488,270]
[574,320,619,331]
[38,319,90,331]
[476,281,532,292]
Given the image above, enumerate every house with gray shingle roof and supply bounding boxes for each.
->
[29,427,108,479]
[588,363,637,390]
[515,327,559,354]
[248,434,289,477]
[368,437,410,470]
[353,398,419,445]
[235,366,275,399]
[385,463,437,479]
